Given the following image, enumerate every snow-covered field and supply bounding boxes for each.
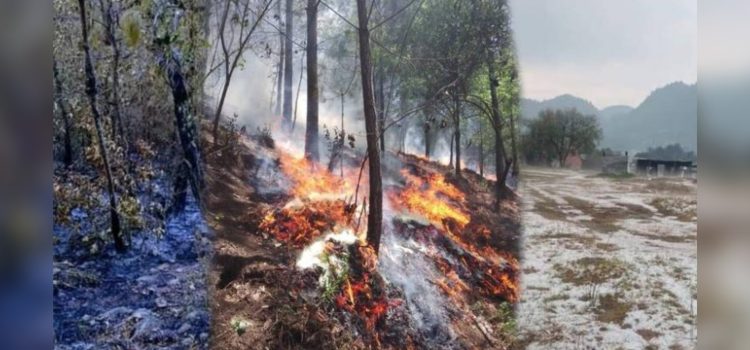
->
[517,168,697,350]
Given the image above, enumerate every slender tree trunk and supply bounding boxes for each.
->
[53,60,73,167]
[212,0,272,143]
[304,0,319,161]
[98,0,125,143]
[111,46,125,143]
[356,0,383,254]
[377,65,386,152]
[212,76,231,141]
[510,111,519,175]
[424,123,430,158]
[211,0,232,142]
[340,93,345,177]
[449,134,454,167]
[559,151,566,168]
[454,94,462,177]
[509,69,520,176]
[292,54,304,131]
[489,61,509,204]
[479,138,484,177]
[274,0,284,116]
[282,0,294,129]
[77,0,125,252]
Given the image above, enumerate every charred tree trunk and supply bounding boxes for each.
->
[304,0,319,161]
[77,0,125,252]
[274,0,284,116]
[166,58,204,208]
[356,0,383,254]
[282,0,294,129]
[53,59,73,167]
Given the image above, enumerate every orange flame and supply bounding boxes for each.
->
[258,199,355,247]
[278,152,357,199]
[388,169,470,228]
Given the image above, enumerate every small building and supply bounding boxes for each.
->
[601,155,629,174]
[564,153,583,170]
[583,151,629,175]
[633,158,695,177]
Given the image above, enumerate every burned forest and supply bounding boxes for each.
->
[53,0,523,349]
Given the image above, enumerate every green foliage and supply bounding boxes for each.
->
[122,14,141,48]
[523,108,602,165]
[320,251,350,302]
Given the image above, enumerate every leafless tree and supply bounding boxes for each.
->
[212,0,273,143]
[76,0,126,252]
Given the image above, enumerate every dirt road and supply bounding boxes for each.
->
[517,168,697,350]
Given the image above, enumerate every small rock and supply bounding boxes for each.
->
[181,337,194,347]
[155,297,167,308]
[177,322,191,334]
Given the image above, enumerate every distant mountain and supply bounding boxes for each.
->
[603,82,696,152]
[521,94,599,120]
[520,82,697,152]
[599,105,633,119]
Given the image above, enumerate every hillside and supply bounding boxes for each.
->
[521,82,697,152]
[521,94,599,121]
[603,82,696,151]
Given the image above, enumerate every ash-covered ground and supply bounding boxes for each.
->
[53,182,212,350]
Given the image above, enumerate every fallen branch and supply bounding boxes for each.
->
[352,154,369,208]
[471,314,495,347]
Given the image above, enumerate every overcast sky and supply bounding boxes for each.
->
[509,0,697,108]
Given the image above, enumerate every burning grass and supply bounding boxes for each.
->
[249,146,521,348]
[392,217,520,304]
[388,169,470,228]
[259,199,356,248]
[260,150,406,346]
[277,152,358,198]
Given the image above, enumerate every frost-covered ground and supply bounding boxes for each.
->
[517,168,697,350]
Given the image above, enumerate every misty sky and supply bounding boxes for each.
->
[509,0,697,108]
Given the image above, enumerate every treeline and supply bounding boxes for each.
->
[53,0,208,252]
[251,0,522,205]
[199,0,522,251]
[521,108,602,167]
[53,0,524,253]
